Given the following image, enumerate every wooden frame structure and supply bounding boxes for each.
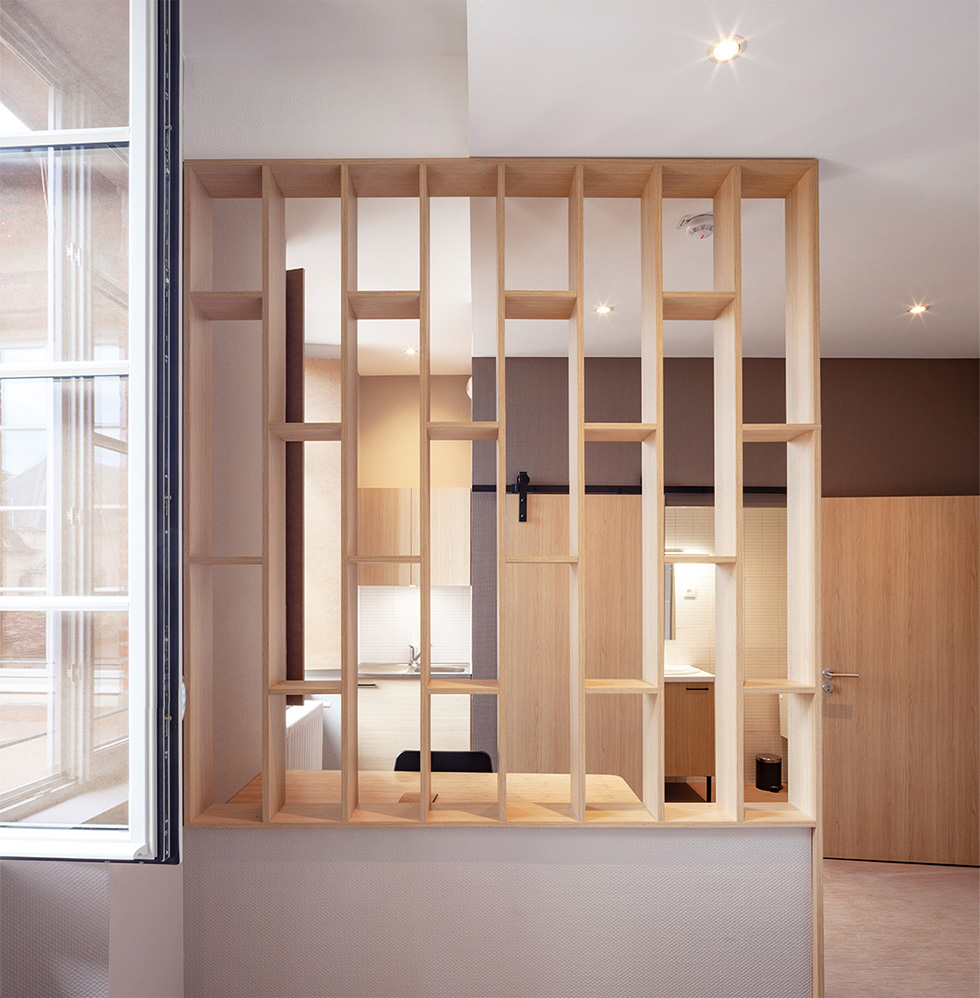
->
[183,156,822,986]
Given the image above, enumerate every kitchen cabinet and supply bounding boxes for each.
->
[357,486,469,587]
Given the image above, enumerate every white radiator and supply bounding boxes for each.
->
[285,702,323,769]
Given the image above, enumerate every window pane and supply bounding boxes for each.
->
[0,146,129,363]
[0,376,129,597]
[0,1,129,131]
[0,610,129,826]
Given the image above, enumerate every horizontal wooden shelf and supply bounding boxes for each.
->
[189,290,263,320]
[505,290,577,320]
[743,423,819,443]
[270,422,342,442]
[744,678,817,694]
[348,555,421,564]
[584,422,656,442]
[348,290,420,320]
[664,553,736,565]
[585,679,658,695]
[270,680,342,695]
[427,420,499,441]
[662,291,735,321]
[504,554,579,565]
[188,555,263,565]
[743,802,816,826]
[428,678,499,695]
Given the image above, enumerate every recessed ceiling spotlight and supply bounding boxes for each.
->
[404,347,418,355]
[907,304,929,315]
[594,305,613,314]
[708,35,745,62]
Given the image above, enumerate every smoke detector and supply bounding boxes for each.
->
[678,213,713,239]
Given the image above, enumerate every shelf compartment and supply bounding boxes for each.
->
[585,679,657,695]
[504,554,579,565]
[664,553,736,565]
[427,420,499,441]
[504,290,577,320]
[347,555,421,564]
[190,290,263,320]
[426,160,498,197]
[348,291,420,320]
[743,423,819,443]
[584,422,656,442]
[428,678,499,695]
[270,422,342,442]
[662,291,735,321]
[744,678,817,695]
[269,680,342,695]
[743,802,816,826]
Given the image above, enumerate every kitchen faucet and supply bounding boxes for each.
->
[408,643,421,672]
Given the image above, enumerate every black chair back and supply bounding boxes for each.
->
[393,750,493,773]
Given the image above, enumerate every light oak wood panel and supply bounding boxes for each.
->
[640,166,665,818]
[189,290,263,320]
[822,496,979,867]
[427,420,499,441]
[664,553,736,565]
[495,167,509,819]
[429,678,500,695]
[744,679,816,694]
[662,291,735,321]
[504,290,577,320]
[269,680,342,695]
[743,423,818,443]
[583,422,656,442]
[711,167,744,824]
[189,556,262,566]
[261,165,288,821]
[586,679,657,694]
[270,422,341,442]
[430,487,470,586]
[340,164,359,817]
[348,290,420,320]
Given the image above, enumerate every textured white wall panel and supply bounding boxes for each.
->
[0,861,109,998]
[183,55,468,159]
[183,828,811,998]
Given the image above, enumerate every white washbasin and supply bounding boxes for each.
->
[664,665,705,677]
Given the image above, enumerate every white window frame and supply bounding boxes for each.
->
[0,0,157,861]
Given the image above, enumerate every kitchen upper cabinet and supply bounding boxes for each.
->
[357,486,470,587]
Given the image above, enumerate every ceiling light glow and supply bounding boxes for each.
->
[404,347,417,355]
[708,36,745,62]
[907,304,928,315]
[594,305,613,314]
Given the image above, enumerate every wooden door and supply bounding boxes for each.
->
[822,496,979,865]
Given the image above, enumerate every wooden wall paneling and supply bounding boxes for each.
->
[430,488,470,586]
[785,165,823,998]
[341,165,360,818]
[495,167,508,819]
[356,488,413,585]
[640,165,665,819]
[584,495,642,795]
[182,166,216,820]
[419,165,432,819]
[712,167,744,822]
[568,165,586,820]
[262,166,288,821]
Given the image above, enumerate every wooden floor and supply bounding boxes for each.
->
[824,859,979,998]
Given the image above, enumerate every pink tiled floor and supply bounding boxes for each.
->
[824,859,979,998]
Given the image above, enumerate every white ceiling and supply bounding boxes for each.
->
[185,0,980,369]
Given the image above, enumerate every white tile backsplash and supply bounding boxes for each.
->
[358,586,472,664]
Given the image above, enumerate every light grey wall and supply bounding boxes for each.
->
[183,827,812,998]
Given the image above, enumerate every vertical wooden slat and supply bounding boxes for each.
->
[285,269,305,705]
[785,164,823,998]
[418,165,432,820]
[182,166,214,821]
[640,166,665,820]
[495,166,508,821]
[262,165,288,822]
[567,165,586,820]
[340,165,360,819]
[712,166,744,822]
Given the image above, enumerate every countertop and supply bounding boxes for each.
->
[663,667,715,682]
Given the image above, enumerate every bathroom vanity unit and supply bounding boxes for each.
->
[182,155,821,987]
[663,669,715,799]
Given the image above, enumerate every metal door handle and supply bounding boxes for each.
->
[823,670,860,679]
